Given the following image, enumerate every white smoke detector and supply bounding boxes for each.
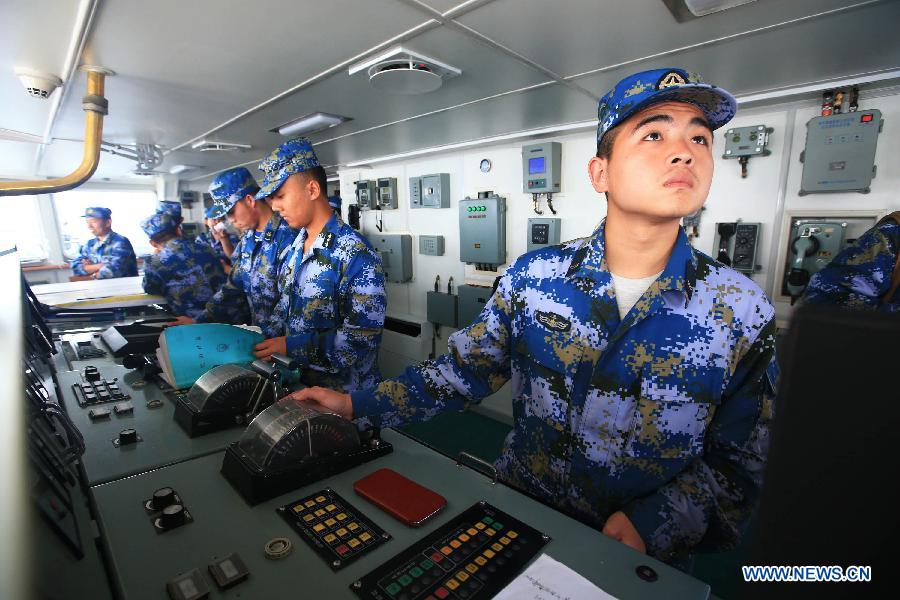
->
[349,46,461,95]
[14,67,63,99]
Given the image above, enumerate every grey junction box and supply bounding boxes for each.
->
[457,284,492,328]
[426,291,457,328]
[799,110,883,195]
[419,235,445,256]
[410,173,451,209]
[369,234,412,283]
[459,195,506,266]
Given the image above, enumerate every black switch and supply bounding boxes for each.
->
[160,504,186,529]
[151,487,176,511]
[118,428,138,445]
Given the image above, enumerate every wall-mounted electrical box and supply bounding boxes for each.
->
[377,177,399,209]
[723,125,772,158]
[426,292,457,328]
[410,173,450,209]
[355,180,377,210]
[527,218,561,252]
[522,142,561,194]
[799,110,883,195]
[713,222,761,274]
[419,235,445,256]
[459,194,506,267]
[457,284,492,328]
[369,234,413,283]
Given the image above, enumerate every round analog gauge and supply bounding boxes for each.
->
[479,158,492,173]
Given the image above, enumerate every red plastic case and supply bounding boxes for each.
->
[353,468,447,527]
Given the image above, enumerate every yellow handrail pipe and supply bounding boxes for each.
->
[0,66,113,197]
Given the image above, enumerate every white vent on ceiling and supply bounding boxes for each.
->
[190,140,252,152]
[349,46,461,95]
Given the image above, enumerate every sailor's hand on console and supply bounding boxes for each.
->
[601,511,646,554]
[166,316,195,326]
[254,336,287,360]
[282,387,353,420]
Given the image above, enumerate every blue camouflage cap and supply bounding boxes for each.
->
[597,67,736,143]
[83,206,111,219]
[328,195,342,211]
[255,137,321,200]
[204,204,222,219]
[140,211,179,239]
[208,167,260,216]
[156,200,182,220]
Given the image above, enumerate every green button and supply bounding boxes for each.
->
[420,559,434,570]
[398,574,413,586]
[482,517,494,525]
[492,522,503,530]
[409,567,424,578]
[385,582,402,595]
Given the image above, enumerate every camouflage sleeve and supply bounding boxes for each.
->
[622,318,777,562]
[70,245,88,275]
[196,239,250,324]
[285,250,386,373]
[97,237,135,279]
[802,222,900,309]
[142,261,164,296]
[350,273,514,428]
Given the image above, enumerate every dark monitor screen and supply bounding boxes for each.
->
[528,156,545,175]
[746,306,899,599]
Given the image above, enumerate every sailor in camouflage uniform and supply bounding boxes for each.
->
[168,167,297,337]
[156,200,183,225]
[801,211,900,312]
[251,138,386,392]
[69,206,138,279]
[140,211,226,319]
[195,204,240,267]
[288,68,779,566]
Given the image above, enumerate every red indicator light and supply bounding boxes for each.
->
[861,114,873,123]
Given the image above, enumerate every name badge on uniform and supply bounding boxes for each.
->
[536,311,571,332]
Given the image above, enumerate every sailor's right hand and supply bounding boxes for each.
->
[166,316,195,326]
[282,387,353,420]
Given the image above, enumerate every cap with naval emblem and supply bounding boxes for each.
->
[83,206,112,219]
[596,67,736,143]
[255,137,321,200]
[140,211,179,239]
[208,167,260,217]
[156,200,182,220]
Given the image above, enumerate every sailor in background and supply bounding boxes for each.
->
[140,211,225,319]
[69,206,138,280]
[196,204,239,273]
[167,167,297,337]
[251,138,386,392]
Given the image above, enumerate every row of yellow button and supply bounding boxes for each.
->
[301,510,349,525]
[313,521,362,536]
[323,530,373,545]
[293,497,340,513]
[441,529,518,589]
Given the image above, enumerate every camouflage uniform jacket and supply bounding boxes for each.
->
[352,223,778,563]
[274,212,386,392]
[70,231,138,279]
[195,230,240,265]
[196,212,296,336]
[142,237,227,320]
[801,218,900,312]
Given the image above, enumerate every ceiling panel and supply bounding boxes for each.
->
[0,0,81,136]
[50,0,433,147]
[456,0,877,79]
[166,24,554,178]
[573,0,900,102]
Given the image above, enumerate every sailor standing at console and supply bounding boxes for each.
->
[69,206,138,279]
[140,211,226,319]
[168,167,297,337]
[288,69,779,567]
[251,138,386,392]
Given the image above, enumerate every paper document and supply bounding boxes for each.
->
[492,554,618,600]
[156,323,263,389]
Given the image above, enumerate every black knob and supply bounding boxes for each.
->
[118,428,138,445]
[160,504,186,528]
[151,487,176,511]
[84,366,101,382]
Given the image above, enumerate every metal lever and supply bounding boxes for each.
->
[457,451,498,485]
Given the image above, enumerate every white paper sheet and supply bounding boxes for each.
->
[492,553,618,600]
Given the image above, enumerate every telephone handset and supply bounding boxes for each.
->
[716,222,736,266]
[786,226,822,303]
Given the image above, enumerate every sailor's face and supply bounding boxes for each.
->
[227,197,255,231]
[86,217,110,237]
[270,174,313,229]
[591,102,714,220]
